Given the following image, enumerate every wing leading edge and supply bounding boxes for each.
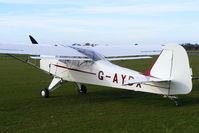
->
[79,45,162,57]
[0,44,85,57]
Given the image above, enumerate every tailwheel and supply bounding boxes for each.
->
[162,95,181,106]
[78,85,87,94]
[174,100,180,106]
[172,98,181,106]
[40,88,49,98]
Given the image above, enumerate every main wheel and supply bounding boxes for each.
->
[40,88,49,98]
[78,85,87,94]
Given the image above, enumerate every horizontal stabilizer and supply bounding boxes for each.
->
[125,77,170,85]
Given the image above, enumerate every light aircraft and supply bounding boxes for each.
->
[0,36,193,106]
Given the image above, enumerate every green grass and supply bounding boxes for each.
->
[187,50,199,53]
[0,55,199,133]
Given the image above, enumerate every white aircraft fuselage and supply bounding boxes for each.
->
[40,59,171,96]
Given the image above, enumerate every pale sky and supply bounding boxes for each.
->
[0,0,199,45]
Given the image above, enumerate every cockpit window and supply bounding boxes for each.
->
[70,46,106,61]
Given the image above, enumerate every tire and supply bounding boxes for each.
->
[40,88,49,98]
[78,85,87,94]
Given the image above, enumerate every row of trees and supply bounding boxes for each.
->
[72,42,199,50]
[180,43,199,50]
[72,43,98,47]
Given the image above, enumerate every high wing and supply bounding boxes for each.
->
[0,43,85,57]
[0,43,162,61]
[79,45,162,57]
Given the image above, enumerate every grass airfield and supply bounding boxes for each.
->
[0,55,199,133]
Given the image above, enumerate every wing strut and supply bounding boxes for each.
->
[7,54,42,71]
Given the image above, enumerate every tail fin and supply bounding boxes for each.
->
[144,44,192,95]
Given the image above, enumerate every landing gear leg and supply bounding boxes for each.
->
[76,83,87,94]
[40,77,63,98]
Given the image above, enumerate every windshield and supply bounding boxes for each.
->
[70,46,106,61]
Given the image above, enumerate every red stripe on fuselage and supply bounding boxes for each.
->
[54,65,96,75]
[143,50,163,78]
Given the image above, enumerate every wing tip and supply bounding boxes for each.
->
[29,35,38,44]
